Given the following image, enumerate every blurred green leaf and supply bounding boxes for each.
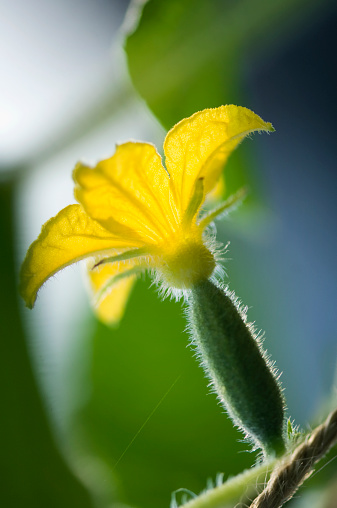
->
[125,0,333,131]
[125,0,334,198]
[72,279,254,508]
[0,177,94,508]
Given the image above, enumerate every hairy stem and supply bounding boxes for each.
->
[250,407,337,508]
[178,408,337,508]
[188,279,286,457]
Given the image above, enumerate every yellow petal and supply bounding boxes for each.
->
[87,260,138,325]
[207,174,226,203]
[164,105,274,212]
[73,142,178,245]
[20,204,136,309]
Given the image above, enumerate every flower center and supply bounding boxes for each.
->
[157,239,216,289]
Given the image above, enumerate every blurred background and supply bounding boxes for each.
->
[1,0,337,507]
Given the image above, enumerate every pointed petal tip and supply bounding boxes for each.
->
[21,294,35,310]
[19,286,37,310]
[18,204,131,312]
[164,105,275,210]
[19,256,38,310]
[25,298,35,310]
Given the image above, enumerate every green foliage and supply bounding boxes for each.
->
[125,0,331,131]
[4,1,337,507]
[125,0,334,200]
[71,279,253,508]
[0,179,94,508]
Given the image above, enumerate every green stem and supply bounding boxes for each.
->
[180,458,277,508]
[188,279,286,457]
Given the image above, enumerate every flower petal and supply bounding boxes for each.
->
[20,204,135,309]
[164,105,274,212]
[73,142,178,245]
[207,174,226,203]
[87,260,140,326]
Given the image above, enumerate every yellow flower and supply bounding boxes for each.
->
[20,105,274,325]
